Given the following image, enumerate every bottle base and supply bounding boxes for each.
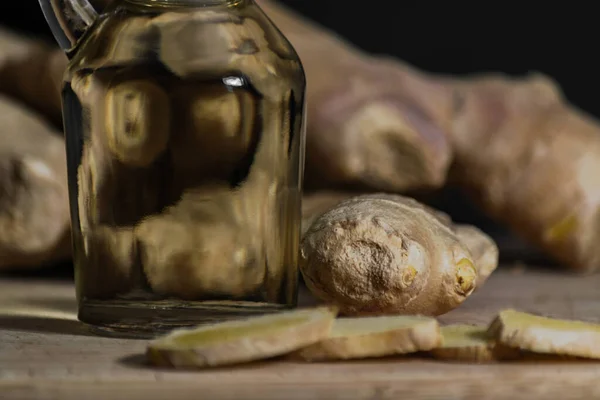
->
[78,298,292,339]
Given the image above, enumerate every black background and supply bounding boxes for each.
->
[2,1,596,266]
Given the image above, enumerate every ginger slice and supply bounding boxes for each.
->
[431,325,494,362]
[488,309,600,359]
[146,306,337,368]
[430,324,519,362]
[292,315,440,361]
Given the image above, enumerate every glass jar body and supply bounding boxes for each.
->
[62,0,306,337]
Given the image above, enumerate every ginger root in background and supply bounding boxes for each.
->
[0,95,70,269]
[0,0,599,300]
[448,74,600,273]
[256,0,600,273]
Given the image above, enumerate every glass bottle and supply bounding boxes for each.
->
[38,0,306,338]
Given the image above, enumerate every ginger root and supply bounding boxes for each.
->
[147,306,337,369]
[448,73,600,273]
[255,0,453,192]
[300,193,483,317]
[301,192,498,303]
[0,28,73,269]
[0,95,70,270]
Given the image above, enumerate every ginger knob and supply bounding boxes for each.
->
[300,194,482,317]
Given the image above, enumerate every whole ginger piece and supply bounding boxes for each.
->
[0,28,70,270]
[447,73,600,273]
[301,191,498,290]
[0,95,70,270]
[300,193,495,317]
[255,0,453,193]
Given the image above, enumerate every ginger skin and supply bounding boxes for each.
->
[0,95,70,270]
[367,62,600,276]
[255,0,453,193]
[448,73,600,272]
[300,194,481,317]
[301,191,499,292]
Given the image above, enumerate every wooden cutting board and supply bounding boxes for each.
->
[1,265,600,400]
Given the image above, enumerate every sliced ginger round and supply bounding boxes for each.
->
[431,324,493,362]
[488,309,600,359]
[292,315,441,361]
[430,324,519,362]
[146,306,337,368]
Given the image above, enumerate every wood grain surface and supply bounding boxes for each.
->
[1,265,600,400]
